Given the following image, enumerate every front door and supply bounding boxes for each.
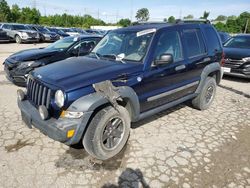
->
[135,28,200,113]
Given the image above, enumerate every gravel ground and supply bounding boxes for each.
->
[0,43,250,188]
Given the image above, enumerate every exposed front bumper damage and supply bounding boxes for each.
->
[18,99,93,145]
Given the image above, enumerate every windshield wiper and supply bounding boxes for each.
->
[102,54,126,64]
[89,52,101,59]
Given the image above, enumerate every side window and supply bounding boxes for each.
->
[73,38,100,54]
[2,24,9,29]
[204,27,221,51]
[183,29,206,58]
[154,31,183,62]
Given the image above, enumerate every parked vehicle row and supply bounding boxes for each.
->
[0,22,106,44]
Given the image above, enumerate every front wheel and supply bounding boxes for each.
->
[192,77,217,110]
[83,106,131,160]
[15,35,22,44]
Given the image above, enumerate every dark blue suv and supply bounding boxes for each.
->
[17,21,223,160]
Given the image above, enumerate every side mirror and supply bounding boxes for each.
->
[154,54,173,66]
[70,48,79,56]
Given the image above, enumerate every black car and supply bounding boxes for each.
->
[0,28,10,42]
[4,35,102,86]
[223,34,250,79]
[27,25,60,42]
[218,32,231,44]
[46,27,70,38]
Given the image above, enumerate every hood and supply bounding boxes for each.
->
[32,56,143,91]
[43,31,58,36]
[19,29,37,34]
[223,47,250,59]
[8,48,60,62]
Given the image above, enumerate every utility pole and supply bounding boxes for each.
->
[32,0,37,9]
[130,0,133,22]
[244,19,249,34]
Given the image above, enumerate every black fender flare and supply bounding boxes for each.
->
[67,85,140,122]
[195,62,222,94]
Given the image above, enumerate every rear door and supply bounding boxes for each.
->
[135,27,200,113]
[181,25,209,80]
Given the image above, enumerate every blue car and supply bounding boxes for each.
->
[17,21,223,160]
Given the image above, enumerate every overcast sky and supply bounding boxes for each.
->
[6,0,250,23]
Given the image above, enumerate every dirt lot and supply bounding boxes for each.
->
[0,43,250,187]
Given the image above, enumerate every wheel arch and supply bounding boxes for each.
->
[195,62,222,94]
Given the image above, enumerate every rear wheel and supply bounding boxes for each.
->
[15,35,22,44]
[83,106,130,160]
[192,77,217,110]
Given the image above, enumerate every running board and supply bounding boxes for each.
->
[138,93,197,121]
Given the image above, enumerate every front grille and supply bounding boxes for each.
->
[27,77,52,108]
[27,33,37,38]
[224,59,244,69]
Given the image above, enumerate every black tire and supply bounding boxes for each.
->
[83,106,130,160]
[15,35,22,44]
[192,77,217,110]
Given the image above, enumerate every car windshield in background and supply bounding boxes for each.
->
[37,27,49,32]
[91,29,155,62]
[13,25,27,30]
[62,28,74,32]
[224,36,250,49]
[45,37,77,50]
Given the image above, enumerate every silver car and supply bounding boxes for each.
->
[0,23,39,44]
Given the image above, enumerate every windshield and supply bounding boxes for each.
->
[45,37,78,50]
[13,25,27,30]
[91,29,155,62]
[37,26,49,32]
[224,36,250,49]
[61,28,74,32]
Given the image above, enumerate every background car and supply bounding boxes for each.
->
[27,24,60,42]
[218,31,231,44]
[0,23,39,43]
[223,34,250,79]
[46,27,70,38]
[4,35,102,86]
[0,28,10,42]
[59,28,79,36]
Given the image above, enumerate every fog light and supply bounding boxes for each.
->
[67,129,75,138]
[38,105,49,120]
[17,89,25,101]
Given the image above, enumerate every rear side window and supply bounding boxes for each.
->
[183,29,206,58]
[204,27,221,51]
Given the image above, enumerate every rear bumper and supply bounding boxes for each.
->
[18,99,93,145]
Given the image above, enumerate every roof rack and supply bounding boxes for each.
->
[175,19,211,24]
[132,21,168,26]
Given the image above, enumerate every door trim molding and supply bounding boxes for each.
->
[147,80,199,102]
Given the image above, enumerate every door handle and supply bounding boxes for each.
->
[175,64,186,71]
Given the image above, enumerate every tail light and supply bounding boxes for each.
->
[220,51,225,66]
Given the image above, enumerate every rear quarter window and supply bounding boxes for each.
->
[204,27,221,51]
[183,29,206,58]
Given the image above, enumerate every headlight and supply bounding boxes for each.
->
[242,57,250,62]
[60,110,84,119]
[21,32,28,37]
[55,90,65,108]
[44,34,50,37]
[18,61,35,69]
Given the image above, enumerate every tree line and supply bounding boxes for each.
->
[0,0,249,33]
